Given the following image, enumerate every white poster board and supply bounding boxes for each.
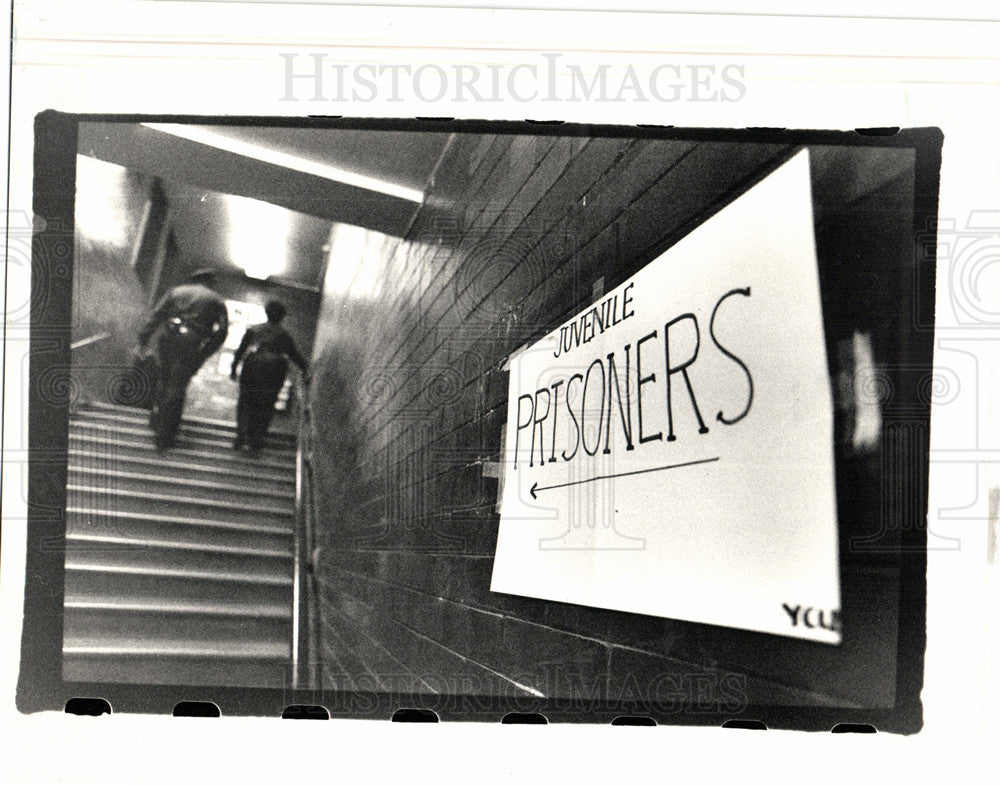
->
[492,149,841,644]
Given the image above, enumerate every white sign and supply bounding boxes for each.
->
[492,150,841,644]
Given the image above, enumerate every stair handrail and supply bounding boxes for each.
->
[69,331,112,352]
[291,372,317,692]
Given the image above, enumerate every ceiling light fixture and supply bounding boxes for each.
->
[141,123,424,204]
[226,195,293,281]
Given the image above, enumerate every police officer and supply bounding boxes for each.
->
[138,268,228,449]
[230,300,308,451]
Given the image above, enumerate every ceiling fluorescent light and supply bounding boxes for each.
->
[226,195,292,281]
[141,123,424,204]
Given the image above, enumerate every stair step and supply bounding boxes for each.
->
[64,639,290,659]
[69,432,295,472]
[65,564,293,607]
[63,514,291,559]
[68,449,294,490]
[67,466,294,505]
[70,419,298,457]
[74,407,297,448]
[65,597,292,618]
[66,532,292,560]
[63,650,293,688]
[64,604,292,649]
[67,506,291,536]
[77,400,297,438]
[66,485,294,527]
[65,545,293,584]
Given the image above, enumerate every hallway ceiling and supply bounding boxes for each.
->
[79,121,453,288]
[159,181,334,290]
[195,124,447,200]
[79,122,450,234]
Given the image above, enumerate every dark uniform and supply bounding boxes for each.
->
[231,321,307,450]
[138,282,228,448]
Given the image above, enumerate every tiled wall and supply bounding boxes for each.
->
[308,131,922,714]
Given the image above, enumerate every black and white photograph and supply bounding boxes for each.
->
[15,116,939,731]
[2,3,998,783]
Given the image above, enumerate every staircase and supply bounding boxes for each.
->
[62,400,299,689]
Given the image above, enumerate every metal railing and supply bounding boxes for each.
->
[69,331,111,352]
[290,374,319,692]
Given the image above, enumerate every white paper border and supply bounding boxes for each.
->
[2,1,998,782]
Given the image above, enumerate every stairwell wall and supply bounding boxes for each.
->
[306,131,924,712]
[70,156,156,407]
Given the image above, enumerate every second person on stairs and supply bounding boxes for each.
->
[230,300,308,453]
